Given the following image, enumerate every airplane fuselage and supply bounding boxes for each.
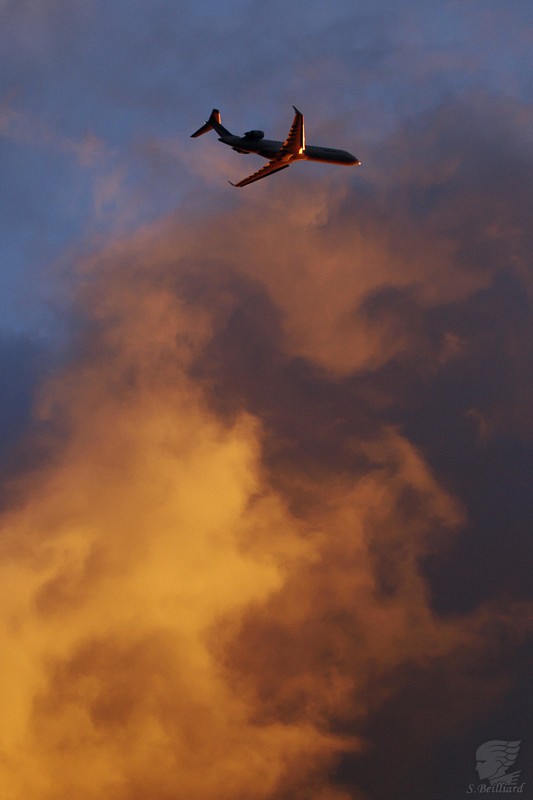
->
[219,135,360,166]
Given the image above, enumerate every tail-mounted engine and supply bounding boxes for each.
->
[243,130,265,140]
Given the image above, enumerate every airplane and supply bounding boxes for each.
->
[191,106,361,187]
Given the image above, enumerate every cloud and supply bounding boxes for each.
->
[0,96,106,167]
[0,233,356,799]
[0,45,532,799]
[1,122,531,798]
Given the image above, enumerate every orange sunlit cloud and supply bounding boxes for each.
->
[0,190,531,799]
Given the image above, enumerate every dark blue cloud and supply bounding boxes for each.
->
[0,333,48,467]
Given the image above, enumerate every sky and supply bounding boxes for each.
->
[0,1,532,798]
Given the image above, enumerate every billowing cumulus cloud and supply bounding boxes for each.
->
[1,88,531,798]
[1,2,532,798]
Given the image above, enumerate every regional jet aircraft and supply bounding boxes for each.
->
[191,107,361,187]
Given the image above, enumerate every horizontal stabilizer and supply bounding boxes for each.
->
[191,109,224,138]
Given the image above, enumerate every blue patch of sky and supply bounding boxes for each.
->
[1,0,531,339]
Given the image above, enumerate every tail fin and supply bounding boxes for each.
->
[190,109,230,138]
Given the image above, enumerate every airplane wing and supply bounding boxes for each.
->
[229,107,304,188]
[229,161,290,188]
[278,106,305,157]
